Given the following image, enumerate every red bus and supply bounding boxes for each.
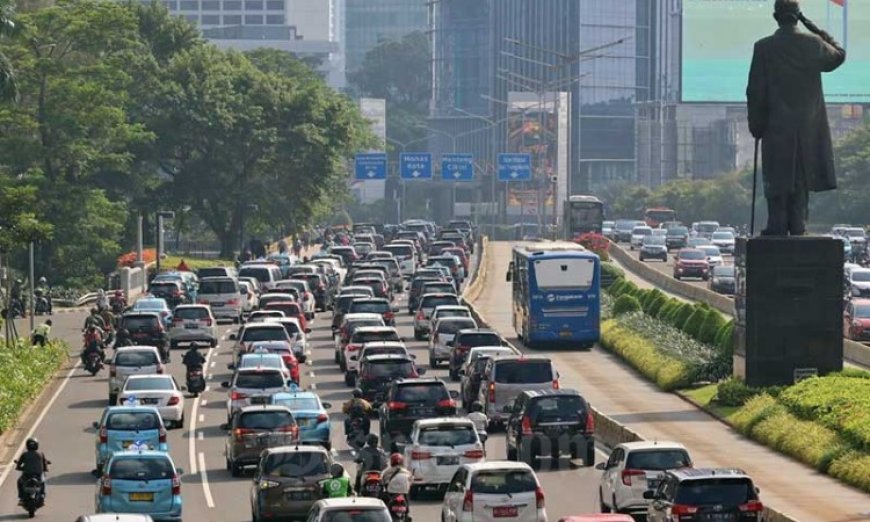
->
[644,208,676,228]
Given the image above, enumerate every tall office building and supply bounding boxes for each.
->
[344,0,428,74]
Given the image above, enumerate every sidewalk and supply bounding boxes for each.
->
[471,241,870,522]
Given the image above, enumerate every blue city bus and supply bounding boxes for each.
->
[506,242,600,348]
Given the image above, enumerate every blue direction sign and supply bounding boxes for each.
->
[354,153,387,180]
[441,153,474,182]
[400,153,433,180]
[497,153,532,181]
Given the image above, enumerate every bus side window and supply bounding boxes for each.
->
[506,261,514,282]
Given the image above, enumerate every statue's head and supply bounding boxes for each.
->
[774,0,801,26]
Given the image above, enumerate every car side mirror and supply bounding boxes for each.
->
[219,423,230,430]
[92,421,100,430]
[449,390,459,399]
[643,490,657,500]
[181,386,187,391]
[221,381,231,388]
[409,353,416,359]
[595,462,607,471]
[322,402,332,409]
[228,333,237,340]
[227,363,236,370]
[105,358,114,365]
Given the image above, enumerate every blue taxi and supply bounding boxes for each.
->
[268,386,333,450]
[93,406,169,473]
[96,450,182,521]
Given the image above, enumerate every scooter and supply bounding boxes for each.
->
[16,471,45,518]
[385,493,410,521]
[359,470,384,498]
[186,365,206,397]
[34,291,51,315]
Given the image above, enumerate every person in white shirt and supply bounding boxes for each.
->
[467,401,488,450]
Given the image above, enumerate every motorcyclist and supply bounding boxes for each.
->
[182,344,206,370]
[84,308,106,330]
[382,453,413,509]
[110,290,127,314]
[81,326,106,365]
[30,320,52,347]
[321,463,353,498]
[35,277,52,314]
[113,328,133,349]
[354,434,387,491]
[16,438,49,504]
[10,279,25,317]
[342,388,373,436]
[99,307,117,332]
[96,289,110,311]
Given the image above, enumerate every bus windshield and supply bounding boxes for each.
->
[534,258,595,290]
[645,208,676,227]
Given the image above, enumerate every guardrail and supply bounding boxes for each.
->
[462,238,801,522]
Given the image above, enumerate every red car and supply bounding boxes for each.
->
[442,247,470,273]
[672,248,709,281]
[247,340,300,384]
[844,298,870,341]
[263,301,308,331]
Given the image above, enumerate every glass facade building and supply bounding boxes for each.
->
[345,0,429,74]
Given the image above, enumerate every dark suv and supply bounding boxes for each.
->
[221,405,298,476]
[348,298,396,326]
[250,446,332,521]
[118,313,168,360]
[379,378,458,445]
[645,468,763,522]
[357,354,424,406]
[504,389,595,468]
[447,329,504,381]
[408,276,442,313]
[666,226,690,250]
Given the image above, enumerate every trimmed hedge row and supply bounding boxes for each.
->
[0,340,68,434]
[600,319,694,391]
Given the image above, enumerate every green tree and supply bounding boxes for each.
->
[0,0,16,101]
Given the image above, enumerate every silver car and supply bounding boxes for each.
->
[197,277,243,323]
[413,293,462,340]
[107,346,164,406]
[222,367,289,421]
[167,304,217,348]
[428,317,478,368]
[477,355,558,428]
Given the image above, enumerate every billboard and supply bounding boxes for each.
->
[682,0,870,103]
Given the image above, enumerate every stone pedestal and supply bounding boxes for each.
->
[734,236,843,387]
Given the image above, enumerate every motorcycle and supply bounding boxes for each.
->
[15,470,45,518]
[385,493,410,521]
[359,470,384,498]
[345,416,368,451]
[85,351,103,376]
[186,365,206,397]
[34,292,51,316]
[110,297,126,315]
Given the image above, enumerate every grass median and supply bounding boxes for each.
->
[0,340,69,434]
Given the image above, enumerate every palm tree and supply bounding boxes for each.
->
[0,0,18,102]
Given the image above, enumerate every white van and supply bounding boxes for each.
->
[197,276,243,323]
[238,263,283,291]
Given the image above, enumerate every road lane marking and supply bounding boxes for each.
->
[188,346,215,477]
[210,361,216,368]
[198,452,215,508]
[0,362,80,489]
[205,385,210,392]
[199,414,205,423]
[198,432,204,441]
[200,399,207,406]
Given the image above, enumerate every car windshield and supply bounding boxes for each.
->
[200,280,237,294]
[242,328,288,342]
[125,377,174,391]
[852,272,870,282]
[122,317,159,331]
[643,237,666,246]
[494,361,553,383]
[668,227,688,236]
[240,267,274,283]
[322,510,391,522]
[384,245,413,257]
[471,470,537,494]
[363,347,405,358]
[235,372,285,389]
[351,302,389,314]
[699,246,721,256]
[364,361,414,379]
[106,412,160,430]
[114,350,159,367]
[238,411,295,430]
[528,396,586,422]
[679,250,705,260]
[149,283,176,294]
[272,396,320,411]
[437,320,477,334]
[418,425,476,446]
[422,296,460,309]
[712,232,734,240]
[632,228,652,236]
[713,266,735,277]
[395,384,448,403]
[354,331,400,343]
[174,307,209,320]
[109,457,174,481]
[625,449,691,470]
[674,478,755,505]
[263,452,329,477]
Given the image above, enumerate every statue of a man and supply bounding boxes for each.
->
[746,0,846,236]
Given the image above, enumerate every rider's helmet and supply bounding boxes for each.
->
[114,290,123,297]
[45,320,52,327]
[390,453,404,467]
[90,307,99,315]
[471,401,484,413]
[38,277,47,285]
[352,388,363,399]
[330,463,345,479]
[117,328,128,337]
[26,438,38,451]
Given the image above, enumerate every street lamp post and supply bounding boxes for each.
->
[154,211,175,275]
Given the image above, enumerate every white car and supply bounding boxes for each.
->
[265,316,309,362]
[230,322,292,361]
[355,341,411,370]
[307,497,389,521]
[246,310,285,324]
[697,245,724,267]
[117,374,185,429]
[597,441,692,516]
[710,231,736,254]
[429,317,478,369]
[234,352,291,381]
[237,280,259,314]
[167,304,217,349]
[441,461,547,522]
[107,346,165,406]
[629,226,653,250]
[274,279,315,318]
[404,418,484,495]
[428,305,473,334]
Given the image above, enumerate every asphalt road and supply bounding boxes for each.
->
[0,288,605,520]
[617,241,734,298]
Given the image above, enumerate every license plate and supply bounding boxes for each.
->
[122,440,134,448]
[412,407,435,416]
[559,331,572,337]
[493,506,518,518]
[211,302,224,306]
[129,492,154,502]
[250,397,267,404]
[140,398,159,405]
[185,323,199,329]
[298,418,315,428]
[436,456,459,465]
[544,426,564,436]
[284,490,311,500]
[703,515,735,522]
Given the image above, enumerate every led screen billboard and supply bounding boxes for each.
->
[682,0,870,103]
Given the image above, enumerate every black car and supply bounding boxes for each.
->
[645,468,763,522]
[666,226,690,250]
[408,276,442,313]
[147,281,186,309]
[504,389,596,467]
[118,313,168,360]
[447,329,504,381]
[379,378,457,446]
[357,354,424,406]
[709,265,736,295]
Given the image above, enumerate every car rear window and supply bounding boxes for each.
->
[265,303,302,316]
[239,267,272,283]
[242,328,288,343]
[338,295,359,312]
[121,316,159,330]
[422,296,460,309]
[494,361,553,384]
[110,457,174,480]
[679,250,705,260]
[457,333,501,347]
[424,284,456,294]
[354,331,400,344]
[675,478,755,505]
[271,396,320,411]
[198,268,230,278]
[235,372,285,389]
[418,425,476,446]
[395,383,448,403]
[437,319,477,334]
[279,322,301,336]
[363,346,405,358]
[238,411,295,430]
[528,396,586,423]
[471,470,537,494]
[125,377,175,391]
[200,280,237,294]
[149,283,176,293]
[364,360,414,379]
[114,350,159,367]
[264,452,328,477]
[430,257,457,267]
[174,307,209,320]
[385,245,414,257]
[350,301,389,314]
[322,509,391,522]
[106,412,160,430]
[625,450,691,471]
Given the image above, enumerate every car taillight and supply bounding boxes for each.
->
[347,344,361,352]
[161,311,169,317]
[172,317,183,324]
[234,428,254,441]
[316,413,329,423]
[739,500,764,513]
[553,378,560,390]
[197,299,208,304]
[621,469,645,486]
[521,415,532,435]
[226,298,238,305]
[231,391,247,401]
[584,410,595,434]
[411,449,432,460]
[204,318,213,326]
[159,426,167,443]
[535,486,545,509]
[388,401,407,410]
[462,490,474,511]
[101,476,112,495]
[384,311,394,321]
[457,344,469,353]
[276,425,298,436]
[171,474,181,495]
[99,426,108,443]
[463,449,484,459]
[109,367,116,378]
[416,310,424,320]
[167,395,180,406]
[671,504,699,516]
[488,382,495,403]
[156,364,164,374]
[437,399,456,409]
[172,290,181,297]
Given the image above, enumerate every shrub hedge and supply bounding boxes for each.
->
[0,340,68,434]
[699,311,726,345]
[600,319,694,391]
[672,303,695,331]
[681,308,707,339]
[613,295,642,316]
